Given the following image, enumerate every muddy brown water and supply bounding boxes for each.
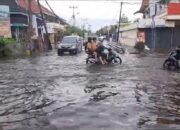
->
[0,50,179,130]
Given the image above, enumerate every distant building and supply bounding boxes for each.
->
[0,0,67,44]
[120,0,180,51]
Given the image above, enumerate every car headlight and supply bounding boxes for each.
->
[58,44,62,49]
[71,45,76,49]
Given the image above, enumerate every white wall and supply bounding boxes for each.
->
[120,29,138,46]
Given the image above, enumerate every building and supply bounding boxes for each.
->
[120,0,180,51]
[0,0,66,44]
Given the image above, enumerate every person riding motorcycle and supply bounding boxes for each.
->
[86,37,97,54]
[174,45,180,61]
[173,45,180,67]
[134,33,145,52]
[95,41,107,65]
[86,37,99,62]
[163,45,180,70]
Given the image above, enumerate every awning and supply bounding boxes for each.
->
[11,23,28,27]
[46,22,65,32]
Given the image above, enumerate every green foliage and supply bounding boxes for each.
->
[0,38,16,46]
[96,25,117,36]
[0,38,16,57]
[96,23,130,36]
[64,26,84,37]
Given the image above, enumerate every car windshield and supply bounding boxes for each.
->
[62,37,77,44]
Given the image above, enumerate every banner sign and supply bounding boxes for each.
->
[137,31,145,43]
[0,5,11,38]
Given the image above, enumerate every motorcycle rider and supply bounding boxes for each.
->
[134,32,145,52]
[174,46,180,60]
[86,37,99,62]
[174,46,180,67]
[86,37,97,55]
[95,41,107,65]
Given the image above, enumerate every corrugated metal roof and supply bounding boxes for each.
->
[134,0,150,14]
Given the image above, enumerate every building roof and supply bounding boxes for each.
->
[16,0,67,24]
[134,0,149,14]
[0,0,26,13]
[16,0,42,14]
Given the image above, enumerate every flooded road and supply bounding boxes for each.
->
[0,50,180,130]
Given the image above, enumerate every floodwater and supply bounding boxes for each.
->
[0,50,179,130]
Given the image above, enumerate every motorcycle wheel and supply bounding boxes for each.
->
[163,59,177,70]
[119,48,125,54]
[163,60,170,69]
[111,57,122,64]
[86,57,96,64]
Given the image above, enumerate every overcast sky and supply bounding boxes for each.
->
[41,0,142,32]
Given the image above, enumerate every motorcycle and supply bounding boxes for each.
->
[86,47,122,65]
[163,50,180,70]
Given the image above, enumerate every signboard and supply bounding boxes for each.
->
[137,31,145,43]
[150,3,156,17]
[0,5,11,38]
[46,23,54,34]
[168,3,180,15]
[32,15,38,37]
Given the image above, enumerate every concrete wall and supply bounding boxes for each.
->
[120,29,138,46]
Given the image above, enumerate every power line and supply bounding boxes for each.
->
[45,0,67,24]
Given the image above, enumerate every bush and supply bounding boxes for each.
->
[0,38,16,45]
[0,38,16,57]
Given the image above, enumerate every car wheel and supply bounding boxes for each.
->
[58,49,63,56]
[74,49,78,55]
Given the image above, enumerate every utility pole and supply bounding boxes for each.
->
[69,6,78,27]
[117,1,123,43]
[151,2,156,50]
[37,0,52,50]
[88,24,91,35]
[27,0,32,44]
[152,15,155,49]
[26,0,34,55]
[81,18,88,41]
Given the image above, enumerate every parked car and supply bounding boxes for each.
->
[57,36,83,55]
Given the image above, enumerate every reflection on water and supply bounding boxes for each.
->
[0,51,179,130]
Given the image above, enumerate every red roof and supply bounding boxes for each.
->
[16,0,55,16]
[16,0,67,24]
[16,0,40,13]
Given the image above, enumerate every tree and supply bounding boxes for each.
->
[96,25,117,36]
[64,25,85,37]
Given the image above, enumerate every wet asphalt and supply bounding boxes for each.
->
[0,49,180,130]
